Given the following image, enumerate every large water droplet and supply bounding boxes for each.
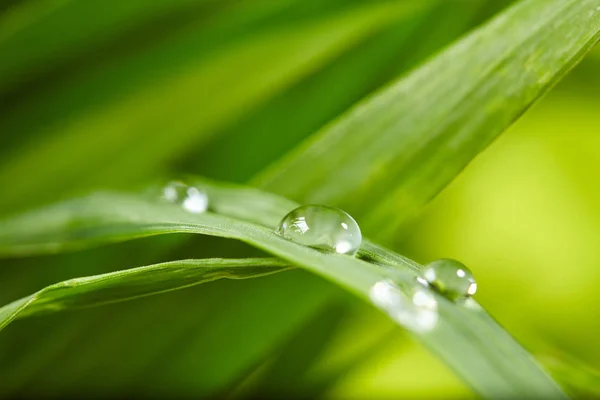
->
[277,205,361,255]
[369,280,438,333]
[422,258,477,301]
[162,181,208,214]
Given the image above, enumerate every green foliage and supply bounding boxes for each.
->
[0,180,568,397]
[1,0,599,398]
[0,0,423,212]
[255,0,600,243]
[1,258,289,329]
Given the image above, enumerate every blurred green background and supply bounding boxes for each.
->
[0,0,599,398]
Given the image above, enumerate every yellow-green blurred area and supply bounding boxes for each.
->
[1,0,600,398]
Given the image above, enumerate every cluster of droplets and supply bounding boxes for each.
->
[276,205,478,333]
[161,180,208,214]
[368,258,477,333]
[159,186,477,331]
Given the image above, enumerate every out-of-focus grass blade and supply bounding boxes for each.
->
[292,327,401,398]
[0,182,567,398]
[254,0,600,243]
[0,0,420,214]
[0,0,218,91]
[185,1,436,183]
[233,301,396,399]
[0,235,193,396]
[0,258,288,332]
[541,353,600,398]
[237,302,350,398]
[188,1,512,185]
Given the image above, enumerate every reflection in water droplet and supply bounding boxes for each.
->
[277,205,362,256]
[162,181,208,214]
[415,276,428,287]
[422,258,477,301]
[369,280,438,333]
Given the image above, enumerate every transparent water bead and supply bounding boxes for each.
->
[277,205,362,255]
[422,258,477,301]
[161,181,208,214]
[369,280,438,333]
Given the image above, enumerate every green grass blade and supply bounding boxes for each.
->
[236,302,350,398]
[185,1,446,184]
[187,1,512,185]
[0,258,288,331]
[160,3,503,393]
[254,0,600,243]
[0,191,388,300]
[0,4,428,390]
[0,0,220,91]
[0,182,567,398]
[2,1,588,397]
[189,3,515,393]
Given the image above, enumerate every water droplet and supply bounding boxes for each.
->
[161,181,208,214]
[369,280,438,333]
[422,258,477,301]
[277,205,361,255]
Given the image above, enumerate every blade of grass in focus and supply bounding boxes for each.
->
[0,258,289,331]
[1,0,600,396]
[0,182,567,398]
[0,2,428,393]
[0,5,512,394]
[161,2,505,394]
[179,2,518,394]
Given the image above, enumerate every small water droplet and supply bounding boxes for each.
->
[369,280,438,333]
[162,181,208,214]
[422,258,477,301]
[277,205,362,255]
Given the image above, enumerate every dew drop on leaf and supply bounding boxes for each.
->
[277,205,362,255]
[369,280,438,333]
[162,181,208,214]
[422,258,477,301]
